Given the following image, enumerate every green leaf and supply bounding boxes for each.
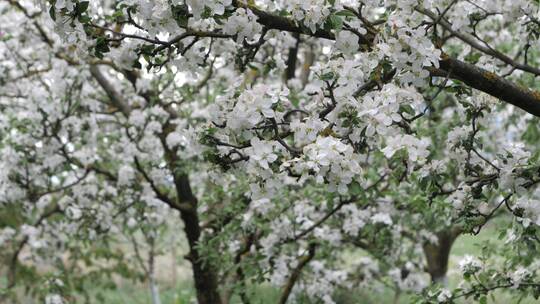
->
[94,37,110,59]
[77,1,90,15]
[320,72,336,81]
[171,3,192,27]
[479,295,487,304]
[329,14,343,31]
[132,60,142,69]
[49,6,56,21]
[399,104,415,116]
[290,95,300,108]
[349,181,363,196]
[335,10,357,18]
[95,37,110,52]
[139,44,155,55]
[78,15,91,23]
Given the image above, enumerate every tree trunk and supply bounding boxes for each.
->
[161,137,223,304]
[423,227,461,285]
[171,170,222,304]
[179,206,222,304]
[148,237,162,304]
[284,33,300,81]
[171,240,178,288]
[149,277,162,304]
[300,46,314,88]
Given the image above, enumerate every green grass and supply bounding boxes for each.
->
[4,217,537,303]
[85,281,195,304]
[446,218,537,304]
[84,281,282,304]
[67,220,539,304]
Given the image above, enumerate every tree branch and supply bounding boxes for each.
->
[433,56,540,116]
[229,3,540,117]
[278,243,317,304]
[417,7,540,76]
[89,65,132,117]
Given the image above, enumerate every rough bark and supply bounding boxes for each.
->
[285,33,300,81]
[163,140,222,304]
[179,211,221,303]
[423,227,461,284]
[434,56,540,116]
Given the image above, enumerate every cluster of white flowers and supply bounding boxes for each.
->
[223,8,263,43]
[497,143,531,190]
[299,260,348,304]
[311,56,375,98]
[247,137,278,170]
[436,288,452,303]
[446,126,470,149]
[335,31,359,55]
[117,164,136,187]
[340,204,369,236]
[166,125,204,158]
[283,0,331,33]
[108,41,140,71]
[379,17,442,85]
[371,212,393,225]
[509,267,532,288]
[350,84,424,141]
[186,0,232,19]
[389,263,429,292]
[45,294,64,304]
[381,134,430,163]
[292,136,362,194]
[514,192,540,228]
[290,117,326,147]
[458,255,483,274]
[0,227,16,246]
[124,0,181,33]
[21,224,45,249]
[257,219,289,253]
[225,84,287,130]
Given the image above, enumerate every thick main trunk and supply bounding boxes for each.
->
[172,170,222,304]
[423,228,461,285]
[161,135,223,304]
[93,59,222,304]
[148,238,162,304]
[179,207,222,304]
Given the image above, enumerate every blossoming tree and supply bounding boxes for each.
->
[2,0,540,303]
